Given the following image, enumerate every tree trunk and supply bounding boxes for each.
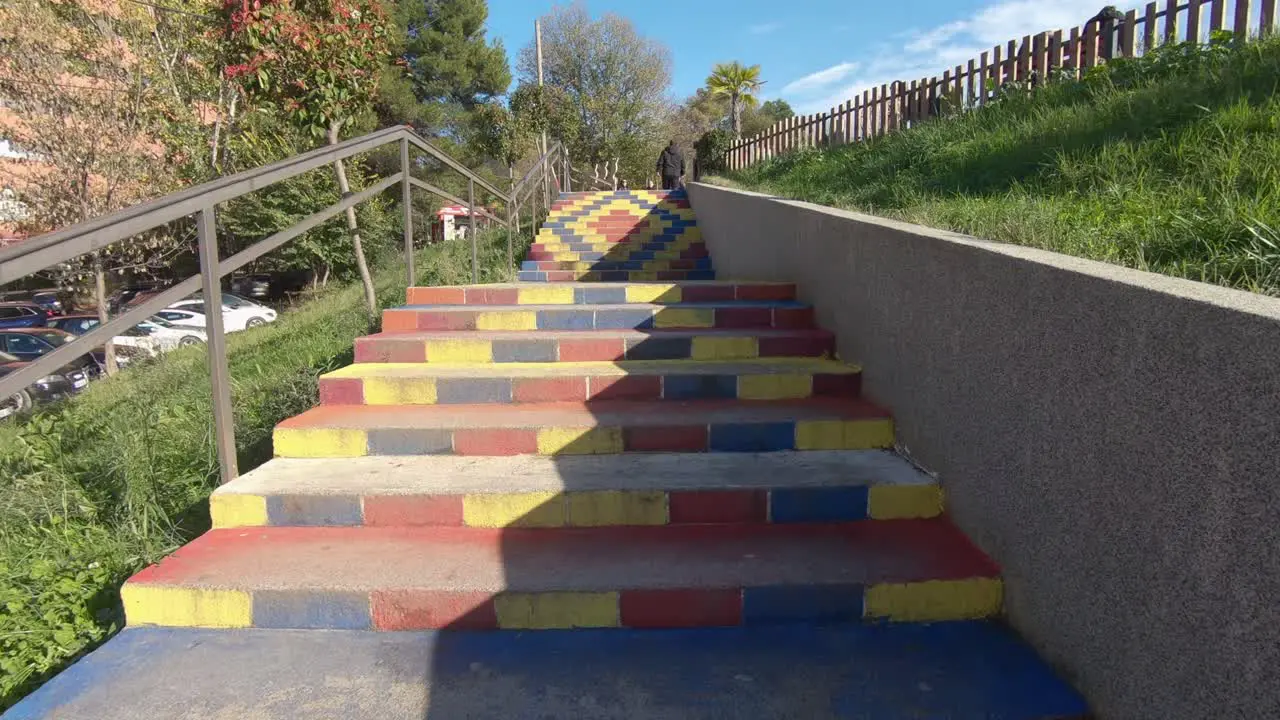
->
[94,261,117,376]
[731,93,743,139]
[327,119,377,319]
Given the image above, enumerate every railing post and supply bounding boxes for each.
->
[507,169,515,271]
[468,177,477,283]
[400,137,413,287]
[196,205,238,484]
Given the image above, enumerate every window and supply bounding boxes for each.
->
[0,308,19,319]
[2,334,49,355]
[33,331,73,346]
[155,311,190,321]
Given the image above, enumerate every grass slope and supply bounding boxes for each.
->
[0,229,524,709]
[720,35,1280,296]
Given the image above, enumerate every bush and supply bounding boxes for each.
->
[694,128,735,176]
[721,34,1280,296]
[0,228,526,709]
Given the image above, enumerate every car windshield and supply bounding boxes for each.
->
[146,316,177,329]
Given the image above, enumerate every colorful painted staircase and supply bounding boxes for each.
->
[7,189,1089,719]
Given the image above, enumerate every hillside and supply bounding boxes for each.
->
[717,35,1280,296]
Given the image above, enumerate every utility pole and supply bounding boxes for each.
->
[536,19,549,206]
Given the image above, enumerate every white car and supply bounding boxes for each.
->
[163,296,277,333]
[110,317,207,359]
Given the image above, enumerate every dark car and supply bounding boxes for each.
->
[0,328,103,377]
[0,302,48,329]
[49,314,101,335]
[0,289,64,316]
[29,290,65,316]
[0,350,86,421]
[108,284,168,314]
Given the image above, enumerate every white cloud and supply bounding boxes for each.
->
[780,0,1103,115]
[749,22,782,35]
[782,62,859,95]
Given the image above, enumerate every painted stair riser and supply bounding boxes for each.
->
[121,579,1003,632]
[523,258,712,270]
[404,283,795,306]
[353,332,835,364]
[210,484,943,529]
[272,419,895,458]
[518,270,717,282]
[526,249,709,262]
[318,371,861,406]
[382,305,815,332]
[528,243,707,255]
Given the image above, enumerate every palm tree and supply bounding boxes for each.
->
[706,62,763,139]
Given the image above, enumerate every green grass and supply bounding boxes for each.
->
[0,228,527,709]
[718,34,1280,296]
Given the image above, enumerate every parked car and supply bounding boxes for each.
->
[0,289,64,316]
[107,283,169,314]
[110,316,207,358]
[0,301,48,328]
[230,274,271,300]
[162,299,277,332]
[0,350,89,421]
[0,328,104,377]
[49,314,101,335]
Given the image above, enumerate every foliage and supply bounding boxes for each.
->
[705,61,762,138]
[518,3,672,182]
[741,99,794,138]
[218,116,398,284]
[720,34,1280,296]
[217,0,395,139]
[0,0,217,299]
[694,128,734,175]
[509,83,580,147]
[0,230,527,710]
[390,0,510,127]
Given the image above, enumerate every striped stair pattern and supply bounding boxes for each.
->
[81,188,1089,719]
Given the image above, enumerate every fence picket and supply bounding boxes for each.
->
[1212,0,1227,33]
[1050,29,1064,72]
[1142,2,1158,50]
[1228,0,1245,37]
[1083,20,1099,69]
[1121,10,1138,55]
[1265,0,1278,35]
[1165,0,1179,42]
[1187,0,1202,42]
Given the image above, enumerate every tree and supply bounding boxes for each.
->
[517,3,672,182]
[741,98,794,137]
[706,62,763,139]
[218,0,397,318]
[0,0,216,371]
[392,0,510,128]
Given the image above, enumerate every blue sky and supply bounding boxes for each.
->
[488,0,1108,114]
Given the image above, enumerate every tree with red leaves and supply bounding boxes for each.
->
[218,0,395,316]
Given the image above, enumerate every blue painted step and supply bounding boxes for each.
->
[5,623,1088,719]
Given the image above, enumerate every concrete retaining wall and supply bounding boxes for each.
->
[688,182,1280,720]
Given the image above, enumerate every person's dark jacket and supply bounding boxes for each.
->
[656,145,685,178]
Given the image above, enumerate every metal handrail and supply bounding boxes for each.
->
[0,124,520,483]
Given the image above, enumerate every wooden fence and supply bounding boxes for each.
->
[726,0,1278,170]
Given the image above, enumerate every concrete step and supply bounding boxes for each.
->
[529,243,707,256]
[404,281,794,306]
[210,451,941,529]
[272,397,893,458]
[317,358,861,406]
[8,623,1090,720]
[518,269,716,282]
[521,259,713,272]
[354,328,836,364]
[382,301,813,333]
[120,519,1000,631]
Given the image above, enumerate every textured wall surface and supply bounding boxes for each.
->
[688,182,1280,720]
